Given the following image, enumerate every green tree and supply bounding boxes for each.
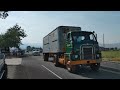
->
[4,24,27,48]
[0,34,5,48]
[0,11,8,19]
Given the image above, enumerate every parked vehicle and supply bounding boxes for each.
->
[43,26,102,73]
[17,49,25,57]
[0,53,7,79]
[32,49,40,56]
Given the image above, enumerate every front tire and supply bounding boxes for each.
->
[90,63,100,71]
[66,64,77,73]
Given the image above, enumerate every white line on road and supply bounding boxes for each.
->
[41,65,62,79]
[101,68,120,75]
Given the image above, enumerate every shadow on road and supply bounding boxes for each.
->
[51,64,120,79]
[69,66,120,79]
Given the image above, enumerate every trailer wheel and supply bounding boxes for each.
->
[90,63,100,72]
[44,54,48,61]
[43,54,46,61]
[54,55,60,67]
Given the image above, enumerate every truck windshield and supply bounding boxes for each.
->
[71,32,96,43]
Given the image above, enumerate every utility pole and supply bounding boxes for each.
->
[103,34,105,49]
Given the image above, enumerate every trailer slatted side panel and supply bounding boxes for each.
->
[43,35,49,53]
[49,29,59,53]
[43,28,60,53]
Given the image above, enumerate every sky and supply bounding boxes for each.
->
[0,11,120,48]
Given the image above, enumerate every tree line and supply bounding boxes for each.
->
[26,46,43,52]
[0,24,27,49]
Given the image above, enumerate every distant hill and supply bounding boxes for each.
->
[99,43,120,49]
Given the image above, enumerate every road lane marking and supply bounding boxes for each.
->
[101,68,120,75]
[41,65,62,79]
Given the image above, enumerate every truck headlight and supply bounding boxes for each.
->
[70,54,79,60]
[75,55,78,59]
[96,54,100,59]
[96,54,99,58]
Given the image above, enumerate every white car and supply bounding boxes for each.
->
[32,49,40,56]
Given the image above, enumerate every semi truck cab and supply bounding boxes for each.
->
[64,31,102,72]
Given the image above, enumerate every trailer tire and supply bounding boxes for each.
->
[90,63,100,72]
[54,55,60,67]
[44,54,48,61]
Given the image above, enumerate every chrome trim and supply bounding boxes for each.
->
[80,44,94,60]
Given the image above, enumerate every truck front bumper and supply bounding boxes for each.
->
[67,59,102,65]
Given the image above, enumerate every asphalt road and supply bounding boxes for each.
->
[8,54,120,79]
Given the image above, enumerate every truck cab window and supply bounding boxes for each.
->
[73,36,81,43]
[84,35,90,40]
[71,32,97,43]
[77,36,82,42]
[90,34,93,40]
[90,34,96,41]
[81,36,85,40]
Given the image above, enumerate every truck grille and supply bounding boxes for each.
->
[82,47,93,60]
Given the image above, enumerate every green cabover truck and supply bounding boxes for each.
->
[43,26,102,72]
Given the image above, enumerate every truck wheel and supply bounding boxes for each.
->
[44,54,48,61]
[43,54,46,61]
[90,63,100,71]
[2,64,8,79]
[54,55,60,67]
[66,64,76,73]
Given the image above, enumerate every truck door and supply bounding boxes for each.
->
[66,33,72,54]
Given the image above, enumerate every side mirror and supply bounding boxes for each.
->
[0,53,5,59]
